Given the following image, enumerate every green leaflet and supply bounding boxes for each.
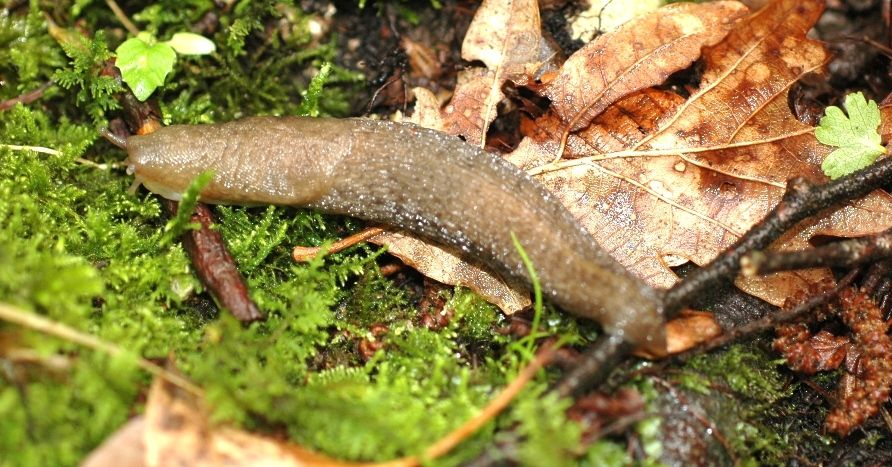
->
[815,92,887,179]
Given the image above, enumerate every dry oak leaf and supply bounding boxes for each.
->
[509,0,892,307]
[544,1,748,133]
[411,68,503,145]
[83,376,348,467]
[410,0,542,145]
[461,0,541,82]
[368,231,531,314]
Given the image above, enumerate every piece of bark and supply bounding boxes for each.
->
[163,200,263,323]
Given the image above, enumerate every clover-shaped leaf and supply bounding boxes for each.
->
[815,92,887,179]
[115,34,176,101]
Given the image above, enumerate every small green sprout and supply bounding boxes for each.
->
[815,92,887,180]
[161,170,215,244]
[115,32,215,101]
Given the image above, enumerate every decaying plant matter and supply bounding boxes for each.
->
[775,287,892,436]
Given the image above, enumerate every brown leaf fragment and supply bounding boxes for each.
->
[368,231,531,314]
[462,0,541,83]
[410,0,543,145]
[165,200,264,323]
[544,1,748,132]
[664,310,722,355]
[440,67,502,144]
[83,417,147,467]
[86,375,349,467]
[409,68,500,145]
[401,36,443,83]
[879,104,892,143]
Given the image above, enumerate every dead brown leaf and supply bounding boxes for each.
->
[410,0,542,144]
[368,231,531,314]
[84,376,346,467]
[664,310,722,355]
[544,1,748,133]
[461,0,541,82]
[509,0,892,306]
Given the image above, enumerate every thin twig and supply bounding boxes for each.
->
[0,82,52,111]
[742,228,892,276]
[665,157,892,319]
[292,227,385,261]
[2,143,119,170]
[0,302,202,395]
[105,0,140,36]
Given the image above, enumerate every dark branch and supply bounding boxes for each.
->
[671,269,859,362]
[664,157,892,319]
[741,228,892,276]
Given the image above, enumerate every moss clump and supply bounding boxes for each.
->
[678,343,826,464]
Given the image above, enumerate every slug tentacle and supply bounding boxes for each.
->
[122,117,665,351]
[99,127,128,150]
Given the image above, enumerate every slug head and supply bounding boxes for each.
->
[122,126,214,201]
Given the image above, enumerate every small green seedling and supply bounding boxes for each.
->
[115,32,215,101]
[815,92,887,180]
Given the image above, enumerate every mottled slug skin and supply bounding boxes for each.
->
[125,117,665,349]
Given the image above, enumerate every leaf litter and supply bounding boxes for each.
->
[380,0,892,328]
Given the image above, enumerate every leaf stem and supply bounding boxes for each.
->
[105,0,140,36]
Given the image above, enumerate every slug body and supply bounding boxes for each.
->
[123,117,664,349]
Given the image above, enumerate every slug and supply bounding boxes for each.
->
[104,117,665,350]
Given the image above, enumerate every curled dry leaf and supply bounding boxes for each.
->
[410,0,541,144]
[544,1,748,133]
[413,68,503,145]
[461,0,541,82]
[510,0,892,306]
[368,231,531,314]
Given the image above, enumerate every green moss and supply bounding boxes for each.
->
[510,385,583,466]
[681,343,812,464]
[448,288,507,344]
[686,344,790,404]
